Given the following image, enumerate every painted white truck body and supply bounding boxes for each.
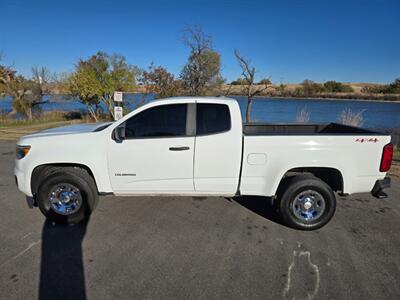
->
[14,97,391,200]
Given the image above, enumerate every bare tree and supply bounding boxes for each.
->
[182,25,213,54]
[27,66,51,118]
[0,65,27,116]
[234,50,270,122]
[180,26,222,96]
[0,64,49,120]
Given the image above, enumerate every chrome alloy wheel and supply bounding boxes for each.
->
[292,190,326,221]
[48,183,82,215]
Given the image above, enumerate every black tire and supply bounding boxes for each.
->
[278,175,336,230]
[37,167,98,224]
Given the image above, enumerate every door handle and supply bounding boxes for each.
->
[169,146,190,151]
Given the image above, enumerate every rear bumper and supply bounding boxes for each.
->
[371,177,391,199]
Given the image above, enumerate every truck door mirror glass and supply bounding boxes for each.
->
[113,125,126,142]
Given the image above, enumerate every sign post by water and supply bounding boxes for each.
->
[114,106,123,120]
[114,91,123,103]
[113,91,123,120]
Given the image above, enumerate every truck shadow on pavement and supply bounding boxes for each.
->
[39,219,89,300]
[233,196,285,226]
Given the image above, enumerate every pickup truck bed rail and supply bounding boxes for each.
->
[243,122,384,136]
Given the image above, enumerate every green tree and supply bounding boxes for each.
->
[68,61,102,121]
[68,51,137,120]
[180,26,222,95]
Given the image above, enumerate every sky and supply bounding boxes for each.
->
[0,0,399,83]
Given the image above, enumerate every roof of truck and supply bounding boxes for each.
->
[154,96,237,103]
[125,96,239,120]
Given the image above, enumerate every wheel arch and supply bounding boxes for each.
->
[275,167,344,196]
[31,163,98,197]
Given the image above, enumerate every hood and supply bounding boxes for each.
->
[22,122,112,139]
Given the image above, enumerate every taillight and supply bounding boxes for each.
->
[380,143,393,172]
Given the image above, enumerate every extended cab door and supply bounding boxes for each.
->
[107,103,195,194]
[194,101,243,194]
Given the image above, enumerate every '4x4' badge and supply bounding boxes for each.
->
[355,138,378,143]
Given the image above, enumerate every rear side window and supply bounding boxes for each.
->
[125,104,187,138]
[196,103,231,135]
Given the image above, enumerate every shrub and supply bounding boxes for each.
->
[296,106,311,123]
[324,81,354,93]
[361,79,400,94]
[338,108,365,127]
[257,78,272,85]
[301,80,324,96]
[386,78,400,94]
[361,85,386,94]
[230,78,247,85]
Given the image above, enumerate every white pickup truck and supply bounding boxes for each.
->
[14,97,393,230]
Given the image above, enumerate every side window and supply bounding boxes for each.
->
[196,103,231,135]
[125,104,187,138]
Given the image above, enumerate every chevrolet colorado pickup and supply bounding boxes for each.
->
[14,97,393,230]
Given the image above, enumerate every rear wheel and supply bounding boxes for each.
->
[278,175,336,230]
[37,167,98,224]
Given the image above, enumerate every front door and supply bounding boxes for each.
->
[107,103,195,193]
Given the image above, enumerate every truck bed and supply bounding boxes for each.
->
[243,122,384,136]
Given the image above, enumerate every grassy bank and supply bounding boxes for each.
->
[0,111,84,126]
[0,120,85,141]
[0,111,89,141]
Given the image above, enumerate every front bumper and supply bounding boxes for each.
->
[14,166,26,193]
[15,170,37,208]
[371,177,391,199]
[14,166,33,196]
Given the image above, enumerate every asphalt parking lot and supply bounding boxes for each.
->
[0,140,399,300]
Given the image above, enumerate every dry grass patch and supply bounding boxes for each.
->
[0,120,85,141]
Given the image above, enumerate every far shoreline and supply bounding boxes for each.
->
[248,95,400,104]
[126,91,400,104]
[1,93,400,105]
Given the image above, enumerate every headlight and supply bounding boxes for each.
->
[16,145,31,159]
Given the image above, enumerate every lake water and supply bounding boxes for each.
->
[1,94,399,129]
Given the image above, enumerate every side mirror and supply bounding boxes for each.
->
[113,125,126,143]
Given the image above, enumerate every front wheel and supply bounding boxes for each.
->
[37,167,98,224]
[278,175,336,230]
